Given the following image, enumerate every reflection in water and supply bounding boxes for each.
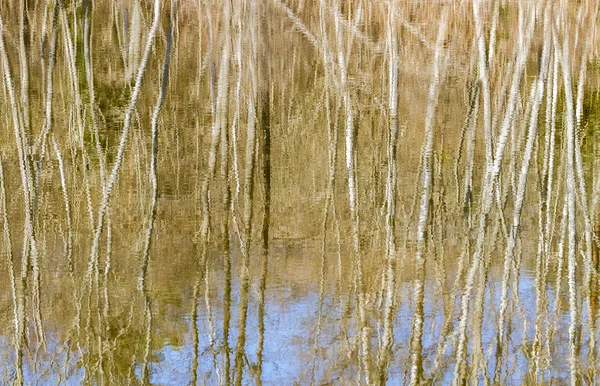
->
[0,1,600,385]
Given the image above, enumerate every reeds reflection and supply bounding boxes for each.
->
[0,0,599,385]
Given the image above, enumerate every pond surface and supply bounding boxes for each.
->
[0,1,599,385]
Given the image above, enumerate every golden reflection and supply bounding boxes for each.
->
[0,1,599,385]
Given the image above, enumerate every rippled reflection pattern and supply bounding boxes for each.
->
[0,1,599,385]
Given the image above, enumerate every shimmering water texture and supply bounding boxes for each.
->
[0,0,599,385]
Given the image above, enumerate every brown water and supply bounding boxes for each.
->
[0,1,599,385]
